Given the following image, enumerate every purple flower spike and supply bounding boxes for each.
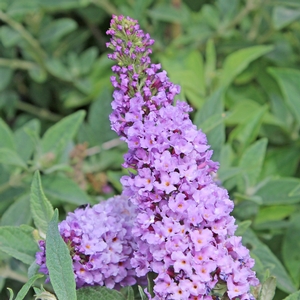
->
[107,15,259,299]
[36,195,140,289]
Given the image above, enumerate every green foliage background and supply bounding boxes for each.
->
[0,0,300,299]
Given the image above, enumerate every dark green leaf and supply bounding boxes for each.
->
[46,209,76,300]
[0,67,13,91]
[30,171,54,235]
[0,225,38,265]
[76,286,125,300]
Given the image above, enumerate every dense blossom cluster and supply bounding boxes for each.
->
[36,195,139,289]
[107,15,259,299]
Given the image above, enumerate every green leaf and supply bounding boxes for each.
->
[40,18,78,45]
[238,138,268,188]
[229,106,267,153]
[0,225,38,265]
[0,148,27,168]
[30,171,54,235]
[43,174,91,205]
[258,277,277,300]
[0,26,21,48]
[138,286,147,300]
[0,118,15,150]
[45,58,73,81]
[80,47,98,75]
[204,39,216,88]
[220,45,273,87]
[255,178,300,205]
[268,68,300,126]
[1,194,31,226]
[272,6,300,30]
[255,205,296,225]
[39,0,87,10]
[235,220,252,236]
[15,274,44,300]
[0,67,13,91]
[282,213,300,288]
[76,286,125,300]
[46,209,76,300]
[14,119,40,162]
[120,286,134,300]
[243,228,296,294]
[41,110,85,158]
[88,88,117,144]
[283,290,300,300]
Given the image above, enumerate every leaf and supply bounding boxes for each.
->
[242,228,296,294]
[42,174,91,205]
[15,274,44,300]
[80,47,98,75]
[204,39,216,87]
[258,277,277,300]
[30,171,54,235]
[0,26,21,48]
[283,290,300,300]
[46,210,77,300]
[255,205,296,225]
[0,118,15,150]
[39,0,87,10]
[229,106,267,153]
[88,88,117,144]
[268,68,300,126]
[238,138,268,188]
[0,225,38,265]
[282,213,300,288]
[76,286,125,300]
[40,18,78,45]
[14,119,40,162]
[235,220,252,236]
[138,286,147,300]
[220,45,274,87]
[272,6,300,30]
[41,110,85,158]
[45,58,73,81]
[0,148,27,168]
[255,178,300,205]
[1,194,32,226]
[120,286,134,300]
[0,67,13,91]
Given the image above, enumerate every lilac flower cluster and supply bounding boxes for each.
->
[36,195,139,289]
[107,15,259,299]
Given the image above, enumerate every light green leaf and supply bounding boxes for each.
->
[269,68,300,126]
[283,290,300,300]
[282,213,300,288]
[272,6,300,30]
[258,277,277,300]
[43,174,91,205]
[0,118,15,150]
[41,110,85,158]
[255,178,300,205]
[1,194,31,226]
[15,274,44,300]
[243,228,296,294]
[76,286,125,300]
[255,205,296,225]
[46,210,76,300]
[138,286,147,300]
[220,45,273,87]
[239,138,268,188]
[0,148,27,168]
[0,225,38,265]
[40,18,78,45]
[30,171,54,235]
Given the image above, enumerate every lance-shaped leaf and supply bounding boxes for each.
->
[76,286,125,300]
[46,209,76,300]
[30,171,54,235]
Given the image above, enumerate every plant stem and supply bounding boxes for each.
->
[16,101,62,122]
[0,58,38,70]
[90,0,119,16]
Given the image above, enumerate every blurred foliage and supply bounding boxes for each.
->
[0,0,300,299]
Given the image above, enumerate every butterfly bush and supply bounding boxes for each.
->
[36,195,139,289]
[106,15,259,300]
